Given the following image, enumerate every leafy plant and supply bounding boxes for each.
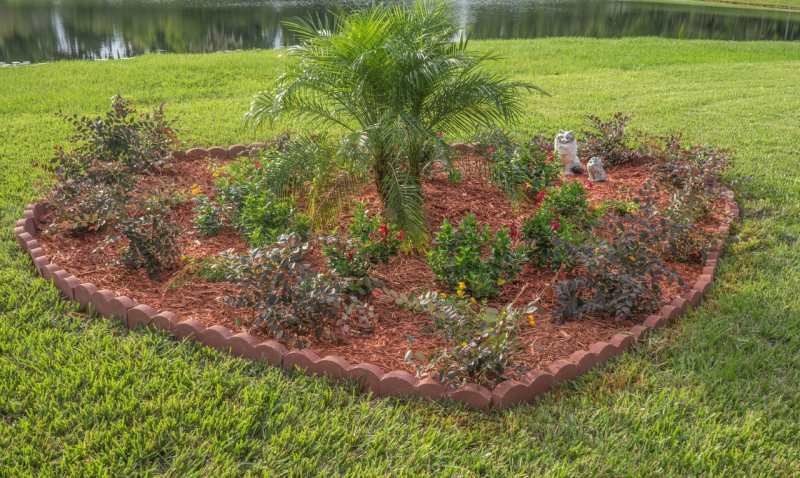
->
[237,191,309,246]
[427,214,522,299]
[223,234,373,347]
[554,211,678,322]
[479,130,560,201]
[394,290,537,386]
[120,196,181,278]
[193,194,223,237]
[322,202,401,295]
[522,181,595,268]
[47,95,176,235]
[582,112,640,167]
[247,0,539,242]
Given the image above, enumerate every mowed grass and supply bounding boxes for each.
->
[1,38,800,476]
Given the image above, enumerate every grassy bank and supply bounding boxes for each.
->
[2,38,800,476]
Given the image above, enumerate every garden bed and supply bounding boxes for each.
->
[34,143,731,380]
[19,92,738,408]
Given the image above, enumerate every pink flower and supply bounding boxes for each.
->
[546,151,555,162]
[550,219,561,232]
[535,190,547,204]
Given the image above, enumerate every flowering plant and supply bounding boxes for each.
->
[427,214,522,299]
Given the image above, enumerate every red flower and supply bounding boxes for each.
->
[535,190,547,204]
[509,223,520,241]
[378,223,389,239]
[486,146,496,155]
[585,181,594,190]
[254,161,262,169]
[550,219,561,232]
[546,151,555,162]
[396,230,405,241]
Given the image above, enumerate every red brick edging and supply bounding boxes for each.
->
[12,144,739,410]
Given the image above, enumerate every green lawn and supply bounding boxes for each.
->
[2,38,800,476]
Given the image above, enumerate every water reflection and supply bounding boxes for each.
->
[1,0,798,62]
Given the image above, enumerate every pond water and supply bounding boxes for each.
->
[1,0,799,63]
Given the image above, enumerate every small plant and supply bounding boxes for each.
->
[522,182,595,268]
[554,211,678,322]
[478,130,560,201]
[427,214,522,299]
[224,234,373,347]
[193,194,223,237]
[120,196,181,278]
[47,95,176,235]
[237,191,309,246]
[322,202,401,295]
[582,112,640,167]
[663,221,707,264]
[394,290,537,386]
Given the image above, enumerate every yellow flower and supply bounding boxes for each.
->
[527,314,536,327]
[497,278,506,286]
[456,281,467,298]
[211,168,221,178]
[190,184,203,196]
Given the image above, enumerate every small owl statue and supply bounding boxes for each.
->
[554,131,583,176]
[587,157,608,182]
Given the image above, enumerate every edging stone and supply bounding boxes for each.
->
[14,156,738,410]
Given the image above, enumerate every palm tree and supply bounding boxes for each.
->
[247,0,540,243]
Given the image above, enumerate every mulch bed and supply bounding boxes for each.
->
[37,151,725,380]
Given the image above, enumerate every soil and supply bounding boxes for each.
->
[37,151,729,381]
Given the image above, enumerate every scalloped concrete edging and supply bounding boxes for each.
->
[13,145,739,410]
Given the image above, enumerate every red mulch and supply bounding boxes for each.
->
[37,153,730,380]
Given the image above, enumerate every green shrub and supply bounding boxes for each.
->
[394,290,537,386]
[224,234,373,347]
[522,181,595,268]
[120,196,181,278]
[427,214,522,299]
[481,130,560,201]
[193,195,223,237]
[322,202,401,295]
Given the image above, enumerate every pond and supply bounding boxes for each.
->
[1,0,799,63]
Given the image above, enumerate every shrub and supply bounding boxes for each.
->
[322,202,402,294]
[193,194,223,237]
[522,181,595,268]
[427,214,522,299]
[582,112,641,167]
[120,196,181,278]
[480,130,560,201]
[237,191,310,246]
[554,212,678,322]
[247,1,538,242]
[57,95,175,175]
[48,95,176,235]
[394,290,537,386]
[224,234,373,347]
[662,221,706,264]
